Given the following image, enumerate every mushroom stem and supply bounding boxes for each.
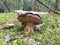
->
[24,22,35,33]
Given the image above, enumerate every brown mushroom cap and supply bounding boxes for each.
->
[17,13,43,25]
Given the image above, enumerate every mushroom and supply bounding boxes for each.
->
[17,13,43,33]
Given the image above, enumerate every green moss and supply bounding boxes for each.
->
[0,13,60,45]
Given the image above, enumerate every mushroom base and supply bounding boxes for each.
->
[24,22,35,34]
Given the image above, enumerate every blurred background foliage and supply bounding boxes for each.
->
[0,0,60,13]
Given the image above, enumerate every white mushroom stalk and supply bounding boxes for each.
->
[24,22,35,33]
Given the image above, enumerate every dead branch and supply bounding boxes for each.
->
[37,0,60,15]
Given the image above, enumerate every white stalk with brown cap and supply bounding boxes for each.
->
[17,13,43,33]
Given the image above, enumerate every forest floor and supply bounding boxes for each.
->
[0,13,60,45]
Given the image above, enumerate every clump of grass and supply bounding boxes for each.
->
[0,13,60,45]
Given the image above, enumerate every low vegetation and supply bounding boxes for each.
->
[0,13,60,45]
